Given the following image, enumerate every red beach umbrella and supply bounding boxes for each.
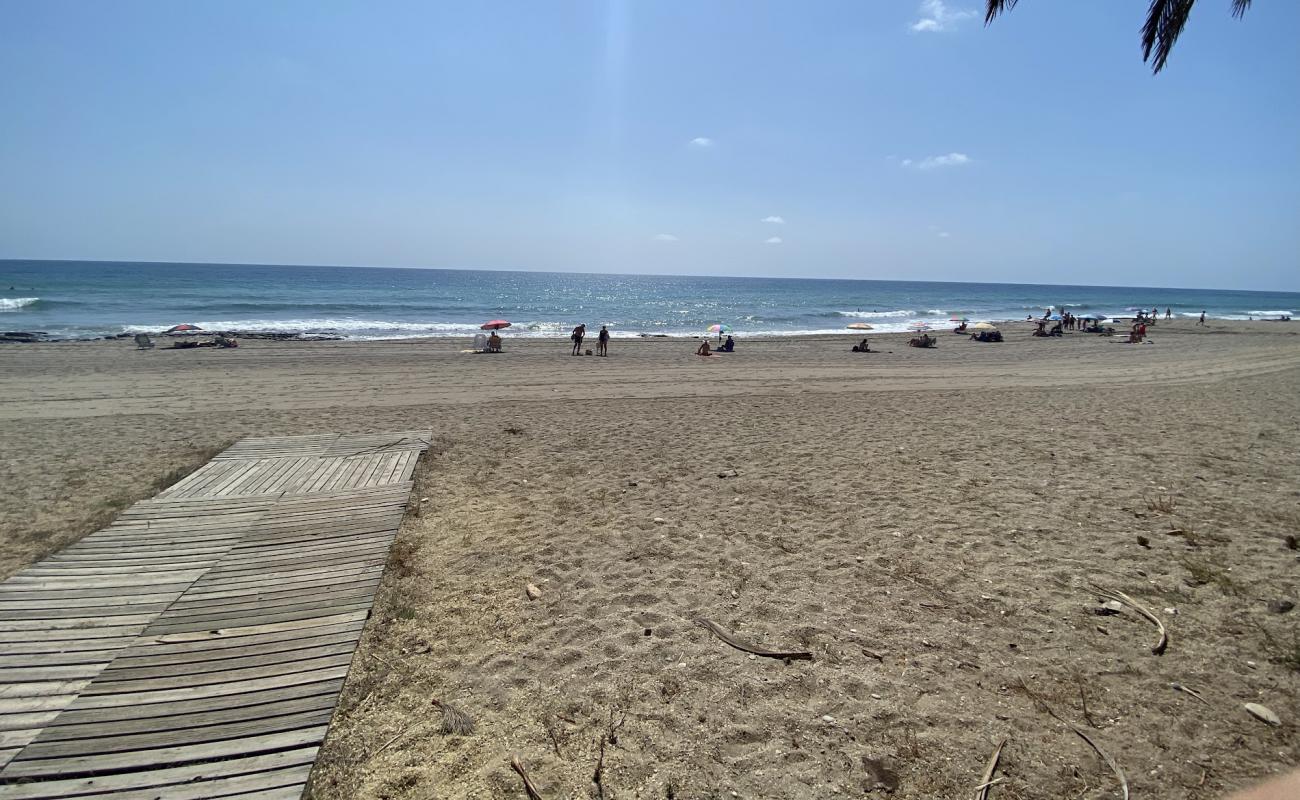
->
[480,320,512,330]
[165,324,203,333]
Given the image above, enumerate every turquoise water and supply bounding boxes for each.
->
[2,260,1296,340]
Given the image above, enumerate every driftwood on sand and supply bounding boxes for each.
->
[511,754,545,800]
[1091,585,1168,655]
[696,618,813,660]
[974,738,1006,800]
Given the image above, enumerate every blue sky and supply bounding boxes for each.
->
[1,0,1297,290]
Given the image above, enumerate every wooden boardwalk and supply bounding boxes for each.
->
[0,431,431,798]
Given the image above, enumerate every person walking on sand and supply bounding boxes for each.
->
[1198,311,1206,326]
[570,323,585,356]
[597,325,609,357]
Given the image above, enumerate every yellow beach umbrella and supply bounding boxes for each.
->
[846,322,874,330]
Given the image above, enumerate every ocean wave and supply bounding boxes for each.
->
[1247,310,1294,316]
[832,309,916,318]
[0,297,40,312]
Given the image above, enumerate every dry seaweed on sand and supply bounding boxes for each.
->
[695,617,813,660]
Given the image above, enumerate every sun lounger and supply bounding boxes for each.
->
[134,333,155,350]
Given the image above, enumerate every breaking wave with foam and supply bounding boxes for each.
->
[0,297,40,312]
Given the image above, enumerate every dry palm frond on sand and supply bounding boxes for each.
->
[1090,585,1168,655]
[432,698,475,735]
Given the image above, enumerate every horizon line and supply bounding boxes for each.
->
[2,257,1297,296]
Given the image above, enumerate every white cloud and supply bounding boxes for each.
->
[910,0,975,33]
[762,215,785,224]
[653,233,679,242]
[764,236,783,245]
[903,152,971,170]
[688,137,714,147]
[938,231,951,238]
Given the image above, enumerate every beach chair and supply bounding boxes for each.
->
[471,333,488,353]
[134,333,155,350]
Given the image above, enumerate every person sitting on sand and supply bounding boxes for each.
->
[852,338,871,352]
[953,322,967,334]
[696,340,711,356]
[908,333,935,348]
[487,331,502,353]
[717,335,735,352]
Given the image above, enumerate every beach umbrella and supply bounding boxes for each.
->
[908,321,932,332]
[480,320,512,330]
[1047,314,1063,321]
[950,317,969,323]
[846,322,874,330]
[1078,313,1108,321]
[972,322,999,331]
[165,324,202,333]
[708,324,731,334]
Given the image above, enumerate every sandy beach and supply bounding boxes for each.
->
[1,319,1297,798]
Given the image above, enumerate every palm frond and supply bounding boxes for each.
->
[989,0,1253,75]
[984,0,1020,26]
[1142,0,1197,74]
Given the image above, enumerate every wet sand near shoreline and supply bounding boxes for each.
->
[0,319,1297,798]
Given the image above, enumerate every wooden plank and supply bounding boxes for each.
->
[46,679,345,728]
[26,762,316,800]
[35,693,337,742]
[107,629,364,670]
[162,585,380,621]
[59,666,351,710]
[143,600,377,635]
[1,725,328,778]
[81,652,354,695]
[17,708,335,760]
[0,637,138,656]
[165,578,382,614]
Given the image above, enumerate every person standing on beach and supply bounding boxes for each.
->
[1165,308,1172,320]
[570,324,585,355]
[597,325,609,357]
[1198,311,1206,326]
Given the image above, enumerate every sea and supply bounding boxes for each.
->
[2,260,1297,341]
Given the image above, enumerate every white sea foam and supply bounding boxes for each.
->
[835,309,916,318]
[0,297,39,312]
[1247,310,1294,316]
